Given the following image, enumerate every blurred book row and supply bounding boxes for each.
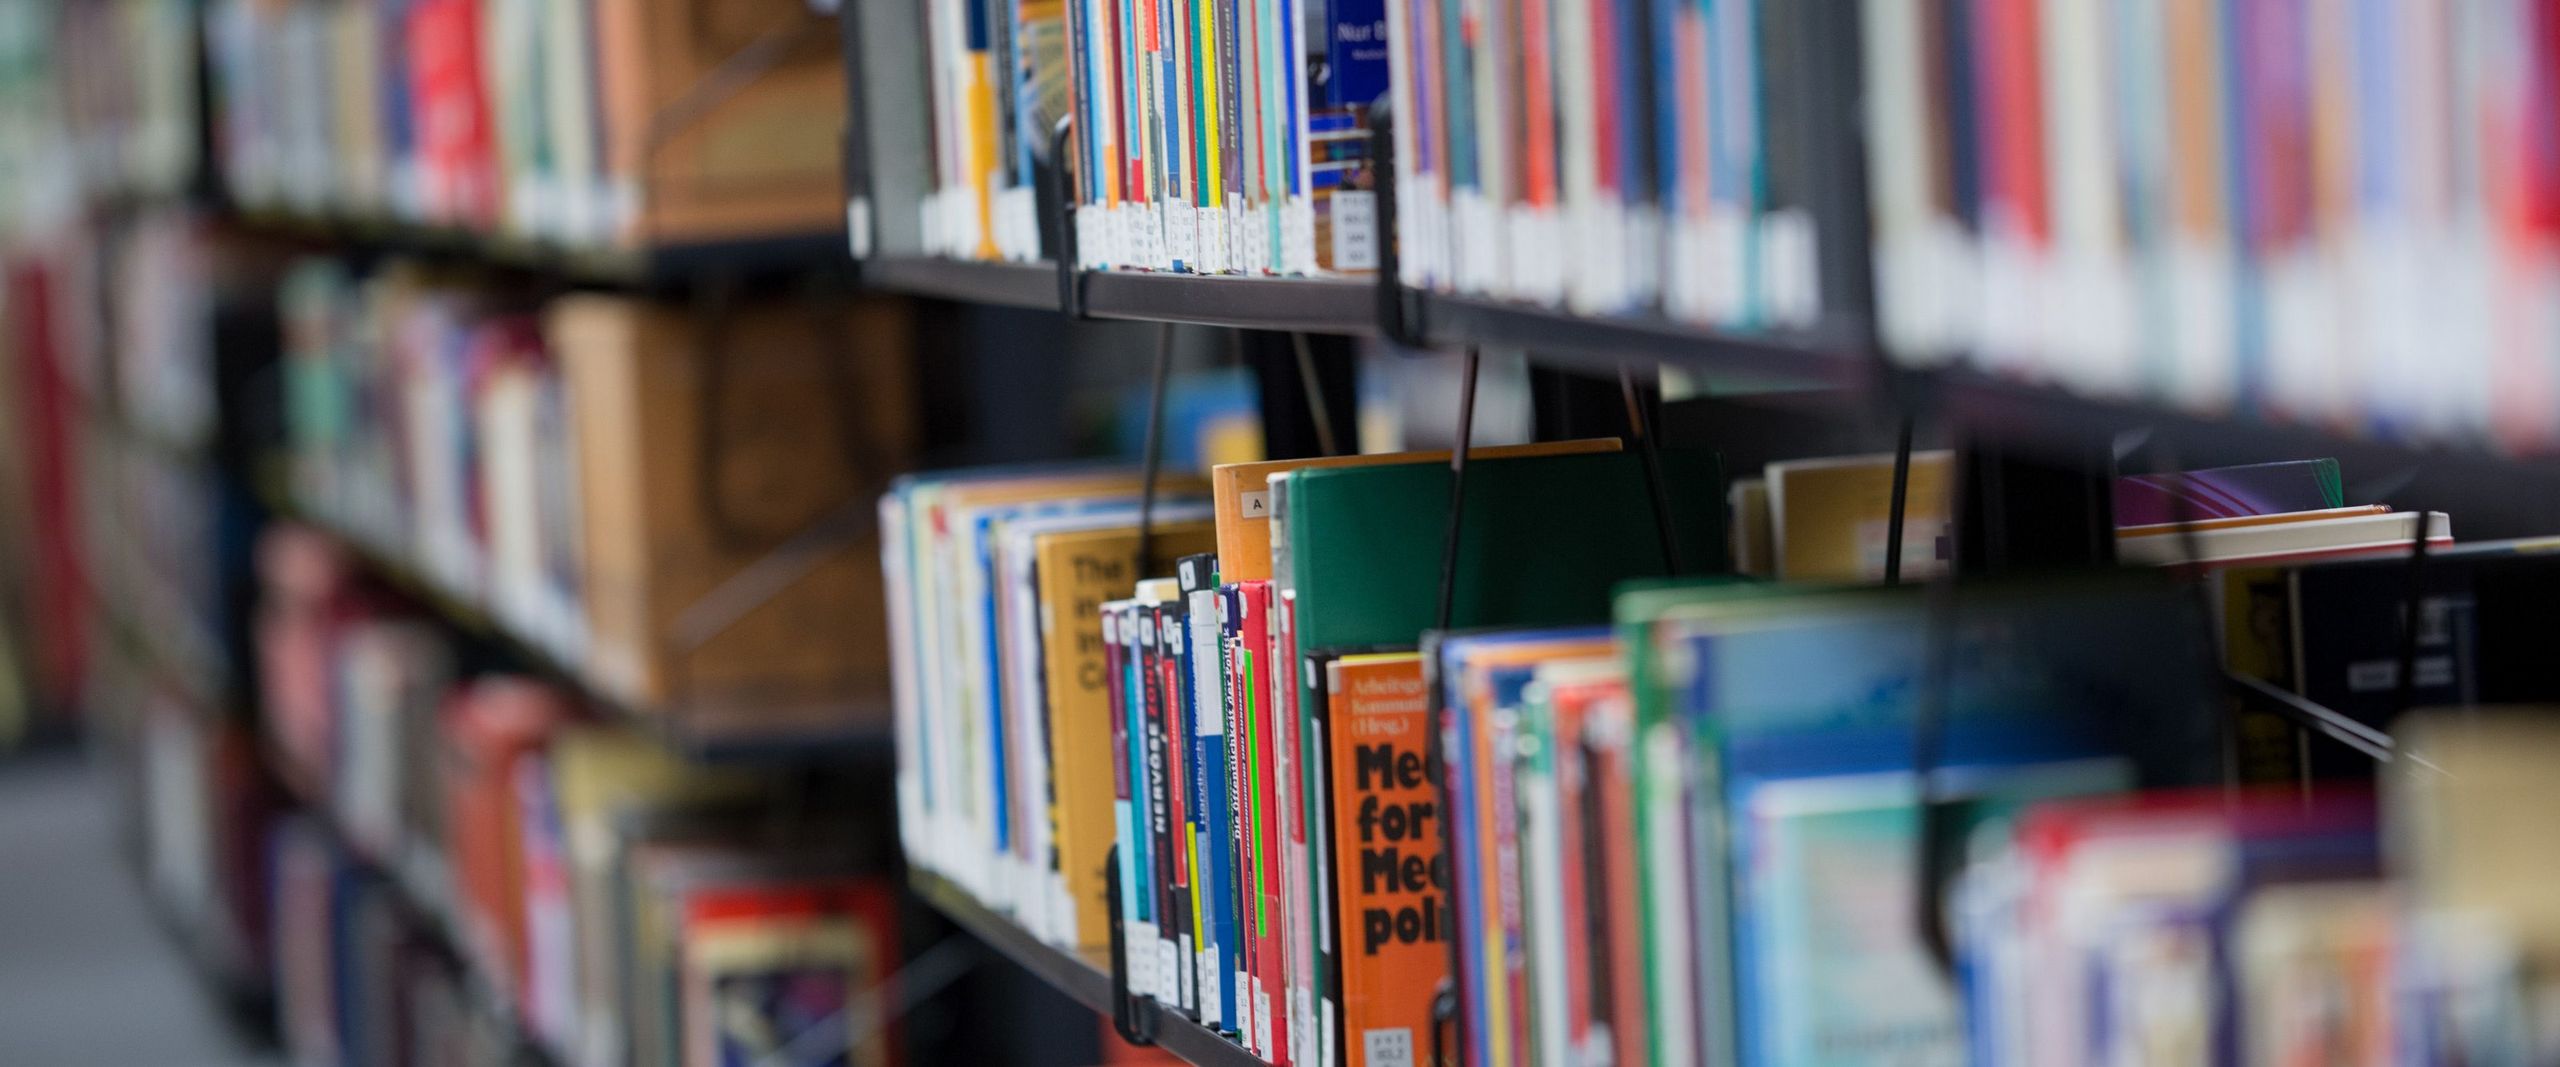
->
[278,255,914,725]
[255,522,905,1067]
[204,0,846,252]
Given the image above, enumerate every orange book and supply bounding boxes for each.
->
[1319,652,1440,1067]
[1209,439,1620,583]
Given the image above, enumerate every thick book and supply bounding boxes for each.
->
[678,879,903,1067]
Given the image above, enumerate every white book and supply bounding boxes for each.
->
[2116,511,2453,567]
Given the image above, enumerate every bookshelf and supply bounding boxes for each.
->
[264,501,893,766]
[909,872,1267,1067]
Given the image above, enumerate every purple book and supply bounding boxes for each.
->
[2114,459,2345,526]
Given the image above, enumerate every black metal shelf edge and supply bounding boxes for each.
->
[1410,291,1871,386]
[1079,271,1379,335]
[226,210,846,290]
[1934,369,2560,527]
[267,502,891,765]
[861,255,1062,309]
[909,872,1269,1067]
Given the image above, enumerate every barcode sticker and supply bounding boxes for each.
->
[1364,1028,1415,1067]
[1168,200,1200,269]
[1331,191,1377,272]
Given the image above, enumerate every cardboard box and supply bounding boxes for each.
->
[591,0,848,248]
[549,293,916,726]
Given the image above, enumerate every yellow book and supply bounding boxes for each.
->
[1765,450,1955,582]
[1209,439,1621,583]
[1034,519,1219,949]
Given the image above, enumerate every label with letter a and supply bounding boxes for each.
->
[1364,1028,1415,1067]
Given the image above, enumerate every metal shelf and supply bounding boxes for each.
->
[267,501,891,765]
[1406,290,1872,387]
[1930,368,2560,534]
[1079,271,1379,335]
[909,872,1269,1067]
[225,208,846,291]
[861,255,1062,309]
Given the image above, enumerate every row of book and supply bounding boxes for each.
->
[884,434,2560,1065]
[882,440,1720,1064]
[1385,0,1839,327]
[278,255,915,714]
[1863,0,2560,452]
[205,0,847,251]
[881,0,1387,274]
[0,0,196,237]
[254,521,908,1067]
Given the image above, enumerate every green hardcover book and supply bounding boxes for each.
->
[1277,450,1727,653]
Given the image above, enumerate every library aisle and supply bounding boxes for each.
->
[0,753,278,1067]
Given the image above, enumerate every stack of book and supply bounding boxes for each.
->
[277,255,919,718]
[881,440,1728,1064]
[1862,1,2560,451]
[252,521,908,1067]
[205,0,848,251]
[1384,0,1844,325]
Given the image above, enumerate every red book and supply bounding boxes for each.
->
[440,676,571,1000]
[7,259,86,714]
[1518,0,1559,209]
[1237,579,1289,1063]
[1586,689,1646,1067]
[1977,0,2048,244]
[407,0,498,228]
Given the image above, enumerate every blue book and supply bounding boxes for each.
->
[1327,0,1389,109]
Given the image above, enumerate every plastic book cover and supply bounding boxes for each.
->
[1316,651,1441,1067]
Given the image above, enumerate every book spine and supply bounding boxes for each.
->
[1240,579,1288,1063]
[1139,603,1176,1006]
[1188,584,1234,1031]
[1223,584,1258,1046]
[1103,604,1146,998]
[1157,599,1200,1016]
